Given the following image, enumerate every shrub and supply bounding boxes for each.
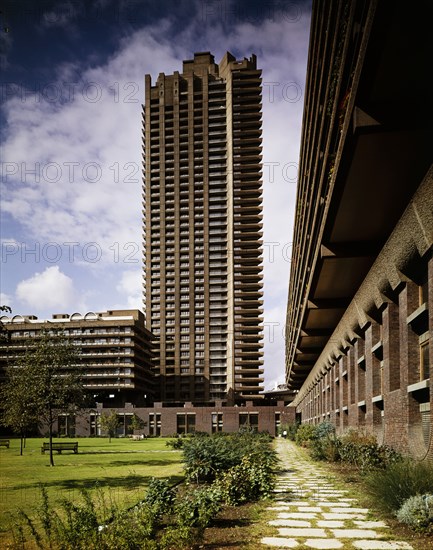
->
[159,525,200,550]
[309,421,339,462]
[216,454,276,505]
[295,424,318,447]
[174,485,222,530]
[165,437,184,449]
[397,494,433,532]
[364,459,433,513]
[337,429,401,470]
[182,431,277,484]
[12,486,160,550]
[144,477,177,518]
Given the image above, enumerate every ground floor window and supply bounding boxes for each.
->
[177,413,196,435]
[239,412,258,432]
[89,413,100,436]
[275,412,281,435]
[211,412,223,433]
[58,414,75,437]
[149,413,161,436]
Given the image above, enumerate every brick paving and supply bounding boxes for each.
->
[261,440,413,550]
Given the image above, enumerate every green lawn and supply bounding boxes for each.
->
[0,437,184,544]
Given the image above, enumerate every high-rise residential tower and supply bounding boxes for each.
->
[143,52,264,404]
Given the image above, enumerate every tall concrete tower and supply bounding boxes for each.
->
[143,52,264,404]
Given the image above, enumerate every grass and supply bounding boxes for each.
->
[0,437,184,546]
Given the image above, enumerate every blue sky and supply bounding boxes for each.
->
[0,0,311,389]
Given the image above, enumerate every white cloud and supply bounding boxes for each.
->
[16,266,78,310]
[0,293,13,307]
[116,269,142,310]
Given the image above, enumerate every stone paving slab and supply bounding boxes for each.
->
[261,537,299,547]
[304,540,344,549]
[316,520,345,528]
[277,512,318,519]
[330,528,383,539]
[354,520,389,529]
[277,527,328,537]
[321,512,368,520]
[352,541,414,549]
[329,507,369,514]
[269,519,311,527]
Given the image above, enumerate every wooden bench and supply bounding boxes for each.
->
[41,442,78,454]
[0,439,10,448]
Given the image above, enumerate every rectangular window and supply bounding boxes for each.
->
[149,413,161,436]
[177,413,195,435]
[89,413,100,436]
[211,412,223,433]
[275,412,281,435]
[420,335,430,381]
[239,412,259,432]
[58,414,76,437]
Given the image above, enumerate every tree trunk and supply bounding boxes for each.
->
[20,431,24,456]
[49,409,55,467]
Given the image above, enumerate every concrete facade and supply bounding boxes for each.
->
[143,52,264,404]
[285,0,432,457]
[0,309,154,408]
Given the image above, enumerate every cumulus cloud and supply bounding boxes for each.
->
[116,269,142,310]
[0,293,13,307]
[16,266,78,310]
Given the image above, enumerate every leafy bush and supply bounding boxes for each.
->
[144,477,176,518]
[174,485,222,530]
[182,431,277,484]
[165,437,184,449]
[158,525,199,550]
[13,486,160,549]
[101,504,159,549]
[337,430,401,470]
[397,494,433,532]
[364,459,433,513]
[295,424,318,447]
[308,421,338,461]
[216,454,276,505]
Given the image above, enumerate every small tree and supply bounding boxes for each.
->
[0,365,39,455]
[129,413,146,435]
[99,410,119,442]
[2,329,85,466]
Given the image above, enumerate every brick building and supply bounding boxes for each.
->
[75,401,294,438]
[285,0,432,458]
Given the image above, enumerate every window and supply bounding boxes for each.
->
[275,412,281,435]
[420,334,430,381]
[211,412,223,433]
[238,412,259,432]
[89,413,100,436]
[177,413,196,435]
[149,413,161,436]
[58,414,76,437]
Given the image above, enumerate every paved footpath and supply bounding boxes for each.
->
[261,439,413,550]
